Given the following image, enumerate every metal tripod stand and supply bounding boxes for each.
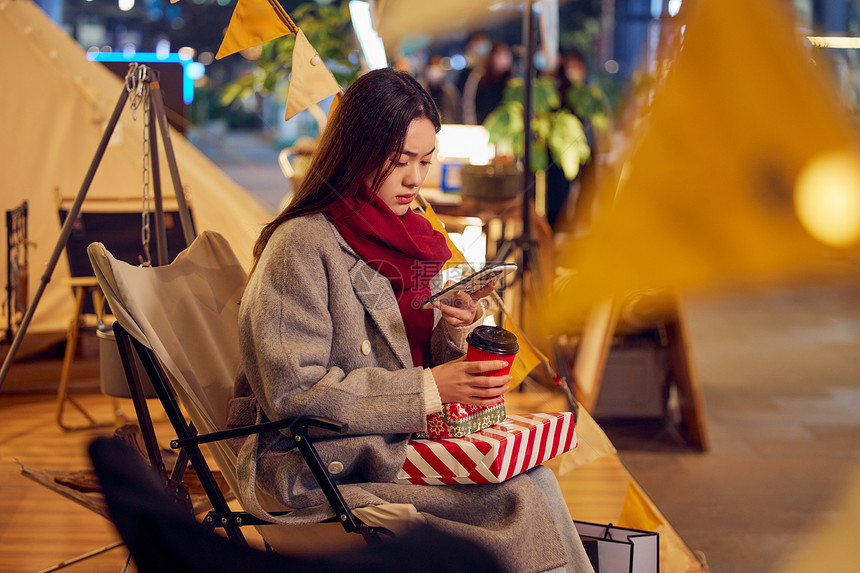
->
[0,64,196,395]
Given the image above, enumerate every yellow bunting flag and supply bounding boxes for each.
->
[544,0,860,333]
[284,29,343,121]
[421,202,468,270]
[216,0,293,60]
[503,315,547,388]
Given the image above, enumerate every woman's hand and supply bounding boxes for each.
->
[431,355,511,406]
[433,278,497,327]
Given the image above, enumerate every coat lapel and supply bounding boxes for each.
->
[349,261,412,368]
[325,220,412,368]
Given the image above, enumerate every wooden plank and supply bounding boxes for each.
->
[662,295,710,451]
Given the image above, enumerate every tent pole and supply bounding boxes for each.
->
[150,79,196,247]
[0,64,196,394]
[0,85,130,392]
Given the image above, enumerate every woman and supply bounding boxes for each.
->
[228,68,593,573]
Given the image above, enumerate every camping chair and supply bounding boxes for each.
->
[86,230,413,556]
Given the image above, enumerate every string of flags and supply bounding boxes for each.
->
[177,0,342,121]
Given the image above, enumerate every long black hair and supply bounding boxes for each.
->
[251,68,441,266]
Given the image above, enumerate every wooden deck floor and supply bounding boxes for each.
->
[0,348,706,572]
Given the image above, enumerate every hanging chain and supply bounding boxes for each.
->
[126,63,152,266]
[140,93,152,267]
[126,63,148,120]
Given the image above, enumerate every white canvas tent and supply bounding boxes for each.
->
[0,0,272,336]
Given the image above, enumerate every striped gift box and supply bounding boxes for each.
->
[394,412,576,485]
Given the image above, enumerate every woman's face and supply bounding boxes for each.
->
[366,117,436,217]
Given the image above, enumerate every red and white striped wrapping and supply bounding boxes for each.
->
[394,412,576,485]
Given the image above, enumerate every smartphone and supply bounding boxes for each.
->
[421,264,517,309]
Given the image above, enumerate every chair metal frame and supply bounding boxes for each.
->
[109,320,386,547]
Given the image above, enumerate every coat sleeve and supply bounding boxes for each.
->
[239,222,428,437]
[428,304,485,366]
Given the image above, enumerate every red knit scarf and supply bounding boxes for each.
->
[327,192,451,367]
[326,191,451,366]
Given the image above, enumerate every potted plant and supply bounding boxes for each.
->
[483,76,592,187]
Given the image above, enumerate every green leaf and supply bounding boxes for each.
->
[532,77,560,115]
[531,115,551,141]
[219,76,254,106]
[484,102,524,145]
[548,111,590,180]
[501,78,524,105]
[531,143,548,173]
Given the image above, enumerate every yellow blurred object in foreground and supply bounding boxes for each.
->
[545,0,860,333]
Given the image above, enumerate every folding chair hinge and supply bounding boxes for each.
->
[165,479,193,513]
[204,511,291,528]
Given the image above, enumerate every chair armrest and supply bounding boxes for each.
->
[170,416,348,450]
[171,415,362,533]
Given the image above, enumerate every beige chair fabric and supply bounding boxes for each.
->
[87,231,418,554]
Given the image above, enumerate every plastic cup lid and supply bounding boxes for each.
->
[466,325,519,355]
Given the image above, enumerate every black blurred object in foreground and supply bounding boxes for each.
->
[88,437,504,573]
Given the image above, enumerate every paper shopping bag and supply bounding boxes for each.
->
[574,521,658,573]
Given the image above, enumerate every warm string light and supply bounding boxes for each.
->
[807,36,860,49]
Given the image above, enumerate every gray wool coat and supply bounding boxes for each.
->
[228,213,571,572]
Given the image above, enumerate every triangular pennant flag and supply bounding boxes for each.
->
[504,315,548,388]
[544,0,860,333]
[216,0,292,60]
[421,202,469,270]
[284,29,342,121]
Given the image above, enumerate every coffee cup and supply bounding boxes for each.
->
[465,325,519,376]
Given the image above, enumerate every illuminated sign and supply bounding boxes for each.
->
[86,52,202,104]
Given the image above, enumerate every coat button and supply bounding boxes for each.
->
[327,461,344,474]
[361,340,371,355]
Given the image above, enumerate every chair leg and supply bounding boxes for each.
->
[56,287,98,430]
[55,285,114,431]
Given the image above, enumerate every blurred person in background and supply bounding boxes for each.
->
[462,41,513,125]
[421,54,462,124]
[545,49,600,231]
[455,32,492,97]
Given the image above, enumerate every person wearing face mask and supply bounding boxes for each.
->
[462,41,513,125]
[420,55,461,124]
[455,32,492,97]
[545,49,599,231]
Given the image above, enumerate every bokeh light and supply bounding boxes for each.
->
[795,150,860,247]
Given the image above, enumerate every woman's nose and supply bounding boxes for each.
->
[404,162,422,186]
